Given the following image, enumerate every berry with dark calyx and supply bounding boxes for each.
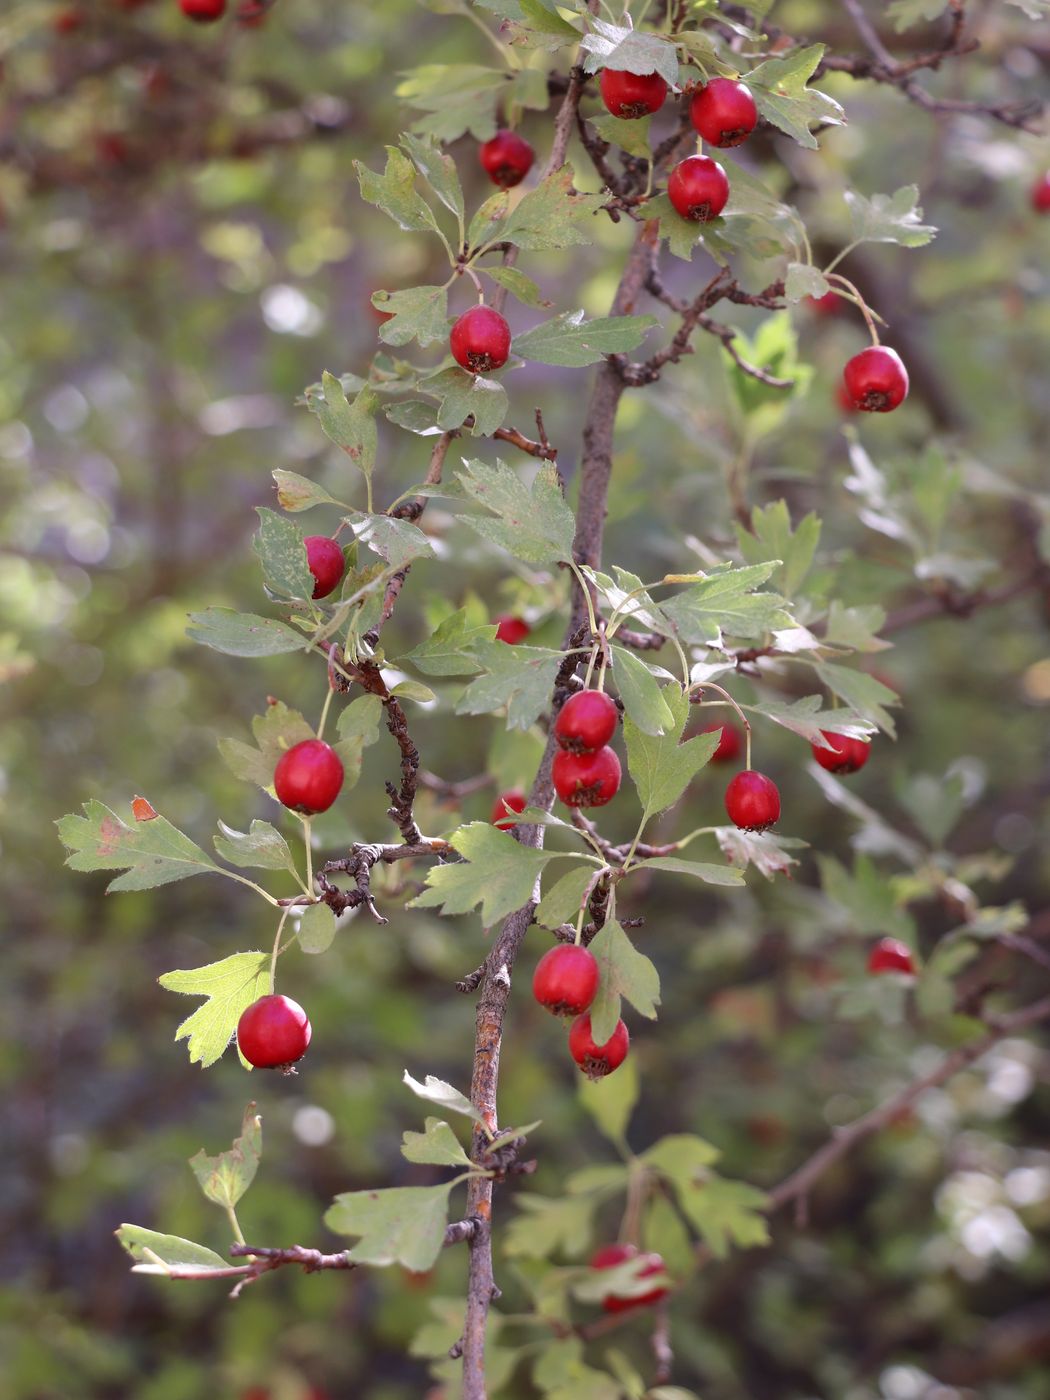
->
[495,614,530,645]
[843,346,909,413]
[811,730,871,775]
[589,1243,670,1312]
[702,721,742,763]
[598,67,668,119]
[491,790,526,830]
[237,994,312,1070]
[304,536,344,599]
[180,0,226,18]
[554,689,618,754]
[273,739,344,815]
[725,770,780,831]
[552,746,621,809]
[569,1013,630,1079]
[868,937,917,977]
[533,944,600,1017]
[479,130,534,189]
[1031,173,1050,213]
[689,78,757,148]
[667,154,730,223]
[450,305,511,375]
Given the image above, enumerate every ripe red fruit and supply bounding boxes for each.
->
[689,78,758,148]
[589,1243,669,1312]
[450,305,511,375]
[598,67,668,119]
[842,346,909,413]
[569,1013,630,1078]
[667,155,730,223]
[702,721,742,763]
[554,689,618,754]
[552,746,621,808]
[495,615,530,645]
[811,730,871,774]
[273,739,344,815]
[868,937,916,976]
[808,290,842,317]
[237,994,312,1069]
[724,770,780,831]
[180,0,226,20]
[53,8,84,31]
[533,944,600,1017]
[491,790,527,829]
[479,130,534,189]
[304,536,344,600]
[1031,173,1050,213]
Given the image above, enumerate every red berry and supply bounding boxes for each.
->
[842,346,909,414]
[180,0,226,20]
[835,381,857,415]
[491,790,527,829]
[599,67,668,119]
[808,291,842,317]
[725,770,780,831]
[450,305,511,375]
[479,130,534,189]
[236,0,267,22]
[273,739,344,815]
[304,536,345,600]
[1031,173,1050,213]
[689,78,757,148]
[702,722,742,763]
[811,730,871,775]
[589,1243,669,1312]
[552,746,621,809]
[554,690,618,754]
[237,994,312,1069]
[667,155,730,223]
[533,944,600,1017]
[569,1013,629,1079]
[867,937,916,977]
[53,8,84,31]
[495,615,530,645]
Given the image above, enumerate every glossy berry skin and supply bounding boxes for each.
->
[1031,173,1050,213]
[689,78,757,148]
[180,0,226,18]
[868,937,916,977]
[552,746,621,809]
[812,730,871,775]
[569,1014,630,1079]
[304,536,345,600]
[702,721,742,763]
[843,346,909,413]
[237,994,312,1069]
[590,1243,669,1313]
[725,770,780,831]
[667,155,730,223]
[495,614,530,645]
[479,130,535,189]
[491,790,527,830]
[450,305,511,375]
[554,689,618,754]
[273,739,344,815]
[533,944,600,1017]
[599,67,668,119]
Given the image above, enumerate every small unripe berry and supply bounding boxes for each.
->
[491,790,527,829]
[533,944,600,1017]
[237,994,312,1069]
[589,1243,669,1312]
[180,0,226,19]
[599,68,668,119]
[812,730,871,774]
[1031,172,1050,213]
[450,305,511,374]
[552,746,621,808]
[667,154,730,223]
[724,770,780,831]
[867,937,916,976]
[569,1013,630,1078]
[554,689,618,754]
[273,739,344,815]
[843,346,909,413]
[702,721,742,763]
[495,615,530,645]
[479,130,534,189]
[304,536,345,600]
[689,78,758,148]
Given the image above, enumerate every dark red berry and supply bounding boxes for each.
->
[569,1014,629,1078]
[725,770,780,831]
[702,722,742,763]
[1031,173,1050,213]
[811,730,871,775]
[598,67,668,119]
[867,938,916,977]
[53,8,84,31]
[304,536,345,600]
[495,615,530,645]
[450,305,511,375]
[273,739,344,815]
[835,381,857,414]
[554,690,618,754]
[491,790,527,829]
[552,746,621,808]
[667,155,730,223]
[180,0,226,18]
[237,994,312,1069]
[689,78,757,148]
[236,0,267,22]
[843,346,909,413]
[533,944,600,1017]
[589,1243,669,1312]
[808,290,842,317]
[479,130,534,189]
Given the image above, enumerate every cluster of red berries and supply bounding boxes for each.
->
[589,1242,670,1313]
[552,689,622,809]
[532,943,630,1079]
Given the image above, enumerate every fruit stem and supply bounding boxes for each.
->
[462,2,521,69]
[581,639,600,692]
[463,264,485,301]
[269,907,291,996]
[821,239,859,279]
[301,816,314,895]
[825,272,881,346]
[316,683,335,742]
[574,906,586,945]
[690,681,752,764]
[620,1158,647,1247]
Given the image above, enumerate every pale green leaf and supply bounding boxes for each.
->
[326,1181,456,1271]
[189,1103,262,1212]
[214,819,297,874]
[409,820,552,925]
[587,920,660,1045]
[158,952,270,1068]
[186,609,307,658]
[401,1117,473,1168]
[58,800,223,893]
